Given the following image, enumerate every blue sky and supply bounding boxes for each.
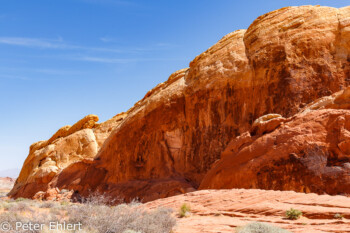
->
[0,0,349,176]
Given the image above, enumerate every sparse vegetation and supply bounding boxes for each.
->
[15,197,30,202]
[179,203,191,218]
[60,201,70,206]
[40,201,58,209]
[334,213,344,220]
[7,201,33,212]
[236,222,291,233]
[0,194,176,233]
[0,191,8,198]
[285,208,302,220]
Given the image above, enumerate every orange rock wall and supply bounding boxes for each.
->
[82,5,350,195]
[10,5,350,201]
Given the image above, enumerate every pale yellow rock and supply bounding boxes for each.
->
[252,114,283,127]
[300,86,350,114]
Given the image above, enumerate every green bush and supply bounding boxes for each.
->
[179,203,191,218]
[285,208,302,220]
[334,213,344,219]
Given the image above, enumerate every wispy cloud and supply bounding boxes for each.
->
[0,36,182,66]
[75,56,185,64]
[0,66,86,78]
[79,0,138,7]
[0,37,66,49]
[100,37,113,43]
[33,68,85,76]
[0,36,179,55]
[0,74,29,80]
[0,37,125,53]
[100,36,120,43]
[79,56,137,64]
[155,42,177,48]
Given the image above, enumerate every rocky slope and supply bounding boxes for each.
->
[145,188,350,233]
[10,5,350,201]
[0,177,15,190]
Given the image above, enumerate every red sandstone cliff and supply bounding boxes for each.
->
[10,5,350,201]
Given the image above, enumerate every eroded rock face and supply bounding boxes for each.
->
[9,113,126,198]
[200,108,350,194]
[10,5,350,201]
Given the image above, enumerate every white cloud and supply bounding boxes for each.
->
[33,68,85,76]
[78,56,137,64]
[76,56,185,64]
[0,74,29,80]
[79,0,138,7]
[100,37,112,43]
[0,36,182,65]
[0,37,124,53]
[100,36,119,43]
[0,37,65,49]
[0,37,178,55]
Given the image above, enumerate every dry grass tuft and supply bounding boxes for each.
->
[236,222,291,233]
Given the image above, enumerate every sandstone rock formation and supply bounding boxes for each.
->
[200,87,350,193]
[9,113,126,198]
[9,5,350,201]
[0,177,15,190]
[200,108,350,194]
[144,189,350,233]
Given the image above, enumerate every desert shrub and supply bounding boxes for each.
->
[0,201,8,210]
[40,201,58,209]
[0,193,176,233]
[7,202,33,213]
[49,207,63,216]
[129,207,176,233]
[0,212,35,233]
[0,204,67,232]
[0,192,8,198]
[123,230,141,233]
[68,202,175,233]
[15,197,30,202]
[334,213,344,219]
[0,199,68,232]
[60,201,70,206]
[0,201,10,210]
[236,222,291,233]
[179,203,191,218]
[285,208,302,220]
[80,191,117,205]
